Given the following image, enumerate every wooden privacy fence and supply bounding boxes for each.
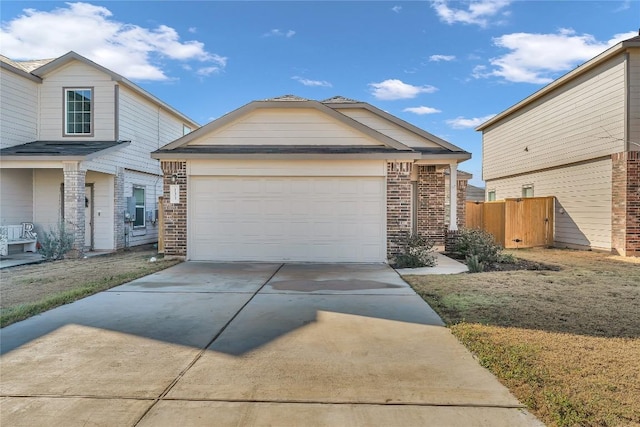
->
[465,196,555,248]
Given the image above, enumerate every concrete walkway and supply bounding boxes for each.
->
[0,262,541,426]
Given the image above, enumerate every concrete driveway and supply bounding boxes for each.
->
[0,262,541,426]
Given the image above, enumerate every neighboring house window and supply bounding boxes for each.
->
[133,187,145,227]
[487,190,496,201]
[183,125,191,135]
[522,184,534,198]
[65,88,92,135]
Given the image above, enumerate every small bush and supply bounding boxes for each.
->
[38,222,75,261]
[394,234,437,268]
[454,228,503,269]
[466,254,485,273]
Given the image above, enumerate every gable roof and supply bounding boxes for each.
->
[0,51,199,129]
[477,33,640,131]
[153,95,471,162]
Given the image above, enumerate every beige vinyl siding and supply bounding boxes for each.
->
[337,108,441,148]
[85,171,114,250]
[629,50,640,151]
[86,86,184,176]
[38,61,115,140]
[189,108,383,146]
[486,158,612,250]
[32,169,64,235]
[125,170,161,247]
[187,159,386,177]
[483,54,627,181]
[0,169,34,225]
[0,69,39,148]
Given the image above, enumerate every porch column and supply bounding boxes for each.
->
[113,167,126,249]
[449,162,458,231]
[63,161,86,255]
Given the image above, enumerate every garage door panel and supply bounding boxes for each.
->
[189,176,385,262]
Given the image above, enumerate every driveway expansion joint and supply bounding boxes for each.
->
[131,263,285,426]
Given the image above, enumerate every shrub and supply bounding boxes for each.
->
[394,234,437,268]
[39,222,75,261]
[466,254,485,273]
[454,228,502,267]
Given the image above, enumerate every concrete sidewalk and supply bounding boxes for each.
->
[0,262,541,426]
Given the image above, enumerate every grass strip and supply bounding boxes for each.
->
[0,259,180,328]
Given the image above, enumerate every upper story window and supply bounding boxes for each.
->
[183,124,191,135]
[65,88,92,135]
[487,190,496,201]
[522,184,534,198]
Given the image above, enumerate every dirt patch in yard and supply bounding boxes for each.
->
[404,248,640,426]
[1,246,180,326]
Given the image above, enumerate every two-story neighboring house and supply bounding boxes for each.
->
[0,51,199,254]
[477,34,639,256]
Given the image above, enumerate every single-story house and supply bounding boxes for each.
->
[152,95,471,262]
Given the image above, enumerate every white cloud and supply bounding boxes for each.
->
[369,79,437,100]
[614,0,631,12]
[196,66,222,76]
[0,2,225,81]
[263,29,296,38]
[447,114,496,129]
[391,5,402,13]
[477,29,637,84]
[429,54,455,62]
[188,27,197,33]
[403,106,442,115]
[292,76,332,87]
[431,0,511,27]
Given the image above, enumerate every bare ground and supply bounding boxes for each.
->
[405,248,640,426]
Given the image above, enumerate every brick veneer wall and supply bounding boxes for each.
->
[161,161,187,257]
[416,165,446,246]
[612,151,640,257]
[386,162,412,258]
[63,161,86,256]
[457,179,467,228]
[113,167,125,249]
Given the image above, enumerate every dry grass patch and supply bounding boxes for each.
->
[1,246,180,327]
[404,248,640,426]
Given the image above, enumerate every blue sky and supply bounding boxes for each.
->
[1,1,638,185]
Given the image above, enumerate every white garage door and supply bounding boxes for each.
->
[189,176,386,262]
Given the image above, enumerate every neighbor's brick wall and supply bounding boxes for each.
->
[161,161,187,257]
[416,165,446,246]
[386,162,412,258]
[113,167,125,249]
[63,161,86,256]
[612,151,640,257]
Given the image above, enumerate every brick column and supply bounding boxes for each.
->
[386,161,412,259]
[161,161,187,257]
[612,151,640,256]
[457,179,468,228]
[113,167,125,249]
[63,161,86,256]
[416,165,446,246]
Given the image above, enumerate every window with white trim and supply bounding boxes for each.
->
[183,124,192,135]
[522,184,534,198]
[65,88,92,135]
[487,190,496,201]
[133,187,145,228]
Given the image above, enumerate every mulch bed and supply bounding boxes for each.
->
[443,252,561,272]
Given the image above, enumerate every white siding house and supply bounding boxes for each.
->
[477,34,640,256]
[0,52,198,254]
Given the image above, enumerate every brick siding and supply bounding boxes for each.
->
[386,162,412,258]
[62,161,86,256]
[161,161,187,257]
[612,151,640,257]
[416,165,446,246]
[457,179,467,228]
[113,167,125,249]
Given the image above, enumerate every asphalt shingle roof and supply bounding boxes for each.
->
[0,140,127,157]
